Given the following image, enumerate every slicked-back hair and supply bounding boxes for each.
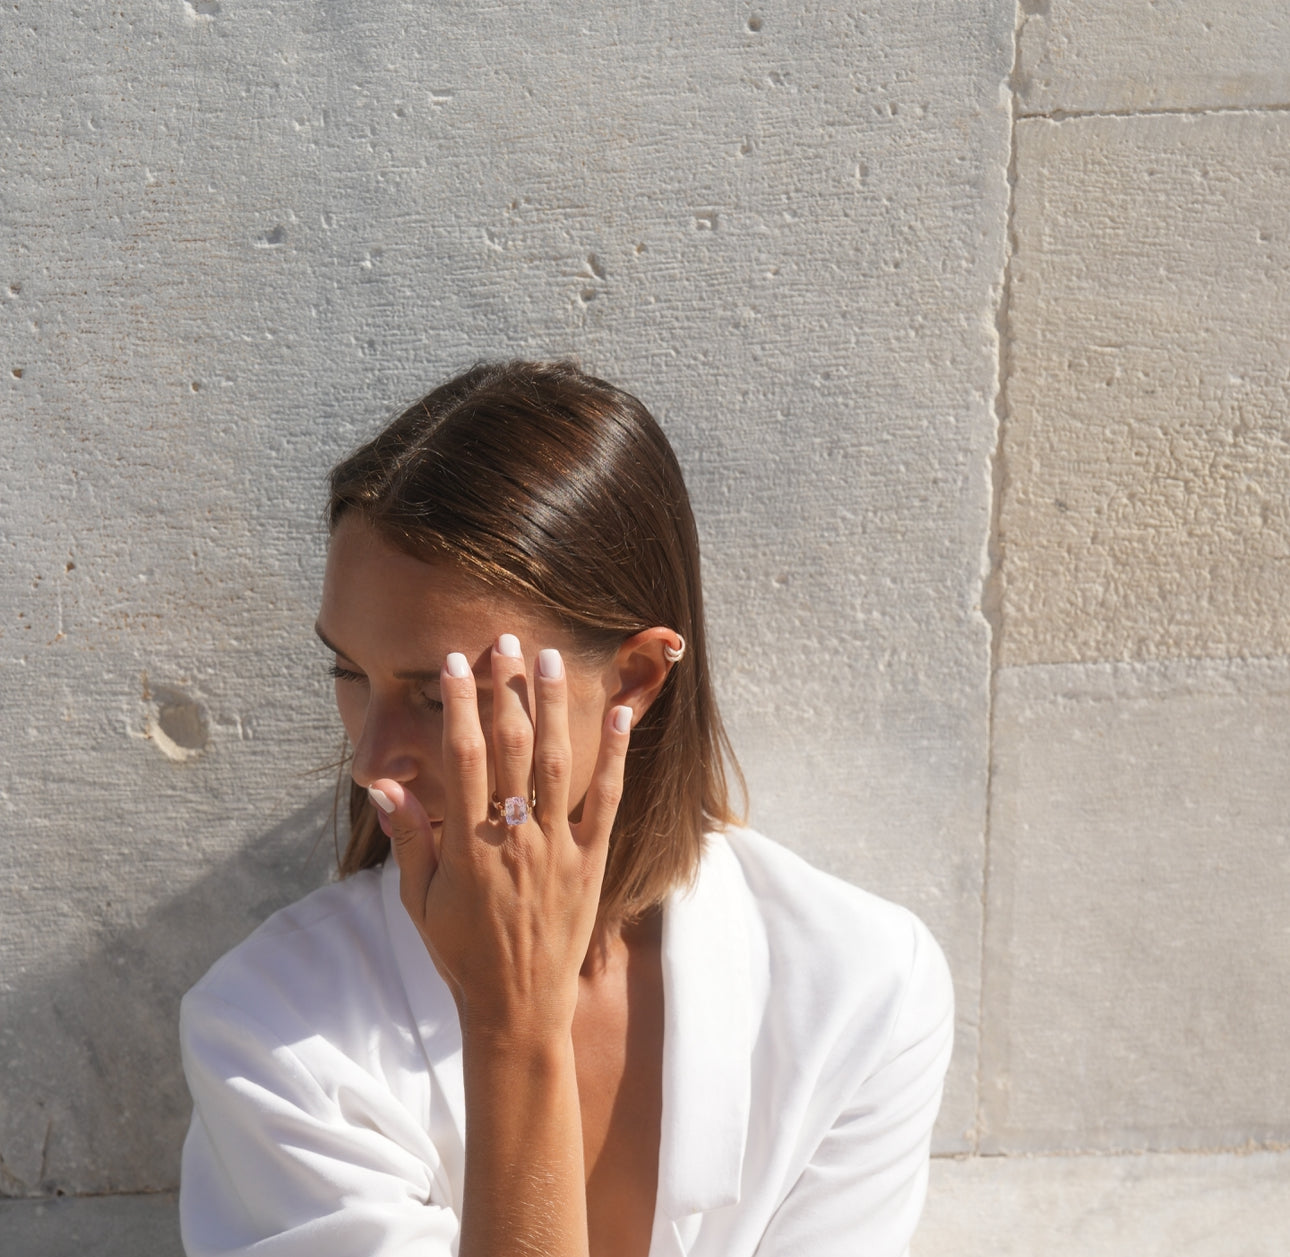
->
[326,360,744,923]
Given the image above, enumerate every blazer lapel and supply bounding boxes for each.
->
[654,833,758,1234]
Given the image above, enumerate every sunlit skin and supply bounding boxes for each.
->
[316,515,673,1257]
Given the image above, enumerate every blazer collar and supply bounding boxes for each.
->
[381,831,758,1223]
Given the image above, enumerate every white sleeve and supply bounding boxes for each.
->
[755,918,955,1257]
[179,989,460,1257]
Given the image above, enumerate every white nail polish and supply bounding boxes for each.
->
[368,786,395,814]
[612,706,632,734]
[498,633,522,659]
[445,652,470,678]
[538,648,563,679]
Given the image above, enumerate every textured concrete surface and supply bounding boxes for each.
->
[1016,0,1290,116]
[8,0,1288,1243]
[0,1193,182,1257]
[979,659,1290,1153]
[1000,111,1290,667]
[918,1151,1290,1257]
[1,0,1010,1195]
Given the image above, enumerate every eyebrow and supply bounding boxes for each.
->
[313,623,450,683]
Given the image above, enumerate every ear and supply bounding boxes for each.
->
[608,627,685,726]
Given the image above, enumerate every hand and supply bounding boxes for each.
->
[370,637,632,1042]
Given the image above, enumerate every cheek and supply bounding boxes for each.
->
[334,683,367,743]
[564,705,607,800]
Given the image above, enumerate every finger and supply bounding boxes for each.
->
[573,704,632,850]
[368,779,439,912]
[490,633,534,809]
[441,650,489,828]
[532,647,571,827]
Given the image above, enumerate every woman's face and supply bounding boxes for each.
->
[317,515,621,837]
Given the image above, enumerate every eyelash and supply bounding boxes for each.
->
[327,663,444,713]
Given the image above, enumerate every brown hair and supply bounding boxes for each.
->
[326,359,744,923]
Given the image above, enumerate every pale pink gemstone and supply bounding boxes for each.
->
[504,796,528,826]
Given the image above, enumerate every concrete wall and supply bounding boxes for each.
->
[950,1,1290,1248]
[1,1,1286,1252]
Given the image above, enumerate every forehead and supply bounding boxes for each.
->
[318,515,571,663]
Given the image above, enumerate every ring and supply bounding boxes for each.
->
[491,791,536,827]
[663,634,686,664]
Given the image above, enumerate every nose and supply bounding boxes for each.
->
[347,694,425,789]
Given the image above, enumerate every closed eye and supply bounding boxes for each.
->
[327,662,443,713]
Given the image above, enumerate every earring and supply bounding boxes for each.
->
[663,635,686,664]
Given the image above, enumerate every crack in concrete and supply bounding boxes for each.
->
[0,1187,179,1204]
[972,0,1024,1159]
[38,1120,53,1189]
[934,1139,1290,1161]
[1019,101,1290,124]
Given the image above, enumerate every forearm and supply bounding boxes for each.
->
[375,642,632,1256]
[457,1028,588,1257]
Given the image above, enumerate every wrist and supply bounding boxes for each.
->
[459,1013,575,1066]
[452,979,578,1051]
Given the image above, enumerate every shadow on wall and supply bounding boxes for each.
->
[0,793,337,1198]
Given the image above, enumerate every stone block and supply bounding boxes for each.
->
[2,0,1011,1188]
[979,660,1290,1152]
[919,1150,1290,1257]
[1016,1,1290,115]
[1002,112,1290,667]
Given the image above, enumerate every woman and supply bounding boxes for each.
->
[179,360,953,1257]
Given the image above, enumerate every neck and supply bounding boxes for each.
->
[580,905,662,980]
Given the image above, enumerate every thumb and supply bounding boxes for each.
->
[368,781,438,909]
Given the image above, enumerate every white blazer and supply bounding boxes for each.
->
[180,827,953,1257]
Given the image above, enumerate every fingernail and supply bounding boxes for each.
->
[612,705,632,734]
[538,648,563,679]
[368,786,396,814]
[498,633,522,659]
[445,652,470,678]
